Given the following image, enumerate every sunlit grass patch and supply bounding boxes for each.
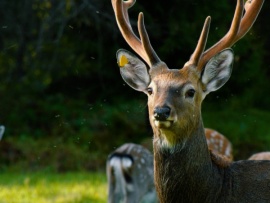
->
[0,171,107,203]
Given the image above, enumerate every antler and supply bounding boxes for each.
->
[190,0,264,70]
[111,0,161,67]
[189,16,211,66]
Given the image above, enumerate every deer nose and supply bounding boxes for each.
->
[153,107,171,121]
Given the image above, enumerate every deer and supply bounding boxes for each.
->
[107,128,232,203]
[0,125,5,141]
[205,128,233,161]
[106,143,158,203]
[111,0,268,202]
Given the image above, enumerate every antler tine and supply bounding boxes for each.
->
[198,0,264,69]
[112,0,161,67]
[236,0,264,41]
[198,0,244,68]
[119,0,135,25]
[138,13,161,66]
[189,16,211,67]
[112,0,147,63]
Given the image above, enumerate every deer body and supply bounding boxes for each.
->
[111,0,266,202]
[154,121,270,202]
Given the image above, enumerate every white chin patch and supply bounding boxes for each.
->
[154,120,172,128]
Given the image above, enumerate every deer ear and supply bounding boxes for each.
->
[201,49,234,95]
[116,49,150,92]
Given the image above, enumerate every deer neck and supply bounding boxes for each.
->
[153,118,219,202]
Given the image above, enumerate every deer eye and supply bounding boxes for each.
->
[147,87,153,95]
[185,89,195,98]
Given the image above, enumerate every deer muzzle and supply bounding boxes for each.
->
[154,107,171,121]
[153,106,173,128]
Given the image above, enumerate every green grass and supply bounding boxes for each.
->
[0,171,107,203]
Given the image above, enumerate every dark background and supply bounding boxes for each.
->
[0,0,270,172]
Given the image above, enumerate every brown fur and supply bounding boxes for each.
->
[148,66,270,203]
[209,149,231,168]
[153,119,270,203]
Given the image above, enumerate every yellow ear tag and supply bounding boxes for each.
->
[119,55,128,67]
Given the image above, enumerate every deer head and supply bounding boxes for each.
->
[112,0,263,148]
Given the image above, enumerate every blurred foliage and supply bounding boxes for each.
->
[0,0,270,171]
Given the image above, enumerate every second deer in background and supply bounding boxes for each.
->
[205,128,233,161]
[107,143,157,203]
